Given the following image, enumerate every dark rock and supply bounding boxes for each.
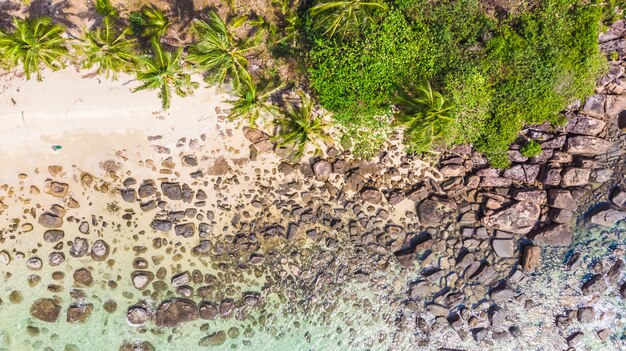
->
[313,160,332,179]
[38,212,63,228]
[440,164,466,177]
[607,259,624,281]
[548,208,573,224]
[119,341,154,351]
[43,230,64,243]
[73,268,93,286]
[131,271,154,290]
[137,183,157,198]
[198,331,226,347]
[91,240,110,261]
[566,115,606,135]
[514,190,546,205]
[577,307,595,323]
[175,223,196,238]
[67,304,93,323]
[541,168,562,186]
[161,183,182,200]
[417,198,455,225]
[541,135,566,149]
[30,298,61,322]
[361,188,383,204]
[473,328,488,343]
[491,288,515,302]
[492,239,515,258]
[482,201,540,234]
[610,188,626,207]
[150,220,172,232]
[155,299,198,327]
[532,224,572,246]
[480,177,513,188]
[489,305,505,328]
[426,303,449,317]
[387,191,406,205]
[198,302,219,320]
[78,221,89,234]
[547,189,578,211]
[581,94,605,119]
[581,274,607,295]
[345,173,365,192]
[120,189,136,203]
[408,281,430,299]
[127,306,151,325]
[522,245,540,272]
[70,237,89,257]
[503,164,540,183]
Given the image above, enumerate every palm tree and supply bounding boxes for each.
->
[141,6,171,39]
[0,17,69,81]
[77,17,138,79]
[225,78,285,126]
[273,91,332,160]
[134,38,198,110]
[309,0,387,38]
[187,11,258,89]
[95,0,117,18]
[393,80,454,153]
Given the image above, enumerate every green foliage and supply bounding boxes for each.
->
[306,0,607,166]
[95,0,117,18]
[135,39,198,109]
[309,0,388,38]
[601,0,626,25]
[394,80,454,153]
[0,17,69,81]
[130,11,147,36]
[187,11,256,88]
[140,7,171,39]
[225,78,285,127]
[77,17,138,79]
[520,140,543,158]
[273,91,332,160]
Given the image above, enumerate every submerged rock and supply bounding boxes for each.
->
[67,304,93,323]
[91,240,110,261]
[589,208,626,227]
[198,331,226,347]
[127,306,152,325]
[156,299,198,327]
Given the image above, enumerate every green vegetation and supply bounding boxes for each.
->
[131,6,171,39]
[306,0,610,167]
[273,91,332,160]
[520,140,543,158]
[135,39,198,110]
[0,17,68,81]
[187,11,257,88]
[225,79,285,127]
[309,0,388,38]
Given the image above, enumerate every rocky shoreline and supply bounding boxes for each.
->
[0,21,626,351]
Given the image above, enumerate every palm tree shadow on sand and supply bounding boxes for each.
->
[27,0,76,29]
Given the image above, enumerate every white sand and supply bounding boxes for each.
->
[0,69,231,182]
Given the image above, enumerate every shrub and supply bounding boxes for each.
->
[520,140,543,158]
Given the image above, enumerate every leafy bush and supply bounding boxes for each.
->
[520,140,542,158]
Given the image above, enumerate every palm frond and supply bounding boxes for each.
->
[309,0,387,38]
[225,78,285,126]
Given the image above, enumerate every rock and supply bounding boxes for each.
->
[509,326,522,338]
[541,135,566,149]
[541,168,562,186]
[161,183,182,200]
[581,94,605,118]
[610,188,626,207]
[48,252,65,266]
[38,212,63,228]
[589,208,626,227]
[198,331,226,347]
[561,168,591,187]
[620,282,626,299]
[597,328,611,341]
[480,177,513,188]
[426,303,449,317]
[137,182,157,198]
[581,274,607,295]
[120,189,136,203]
[492,239,515,258]
[440,164,465,177]
[91,240,110,261]
[345,173,365,193]
[73,268,93,286]
[482,201,540,234]
[473,328,488,343]
[67,304,93,323]
[171,271,190,287]
[155,299,198,327]
[198,302,219,320]
[532,224,572,246]
[522,245,540,272]
[605,94,626,117]
[127,306,151,325]
[503,164,539,183]
[491,288,515,302]
[207,156,231,175]
[44,181,69,198]
[607,259,624,281]
[119,341,155,351]
[417,198,456,225]
[408,281,430,299]
[577,307,595,323]
[566,115,606,135]
[69,237,89,257]
[150,220,172,232]
[243,127,269,144]
[0,250,10,265]
[386,191,406,205]
[592,168,613,183]
[26,257,42,270]
[43,230,64,243]
[313,160,332,179]
[78,221,89,234]
[548,208,573,224]
[489,305,505,328]
[30,298,61,322]
[514,190,546,205]
[619,111,626,131]
[361,188,383,204]
[175,223,196,238]
[131,271,154,290]
[566,136,613,155]
[567,331,584,347]
[547,189,578,211]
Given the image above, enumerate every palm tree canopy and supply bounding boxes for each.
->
[187,10,254,88]
[77,17,138,79]
[273,91,332,160]
[309,0,387,38]
[394,80,454,152]
[225,78,284,126]
[135,38,198,109]
[0,17,69,81]
[141,7,171,39]
[95,0,118,18]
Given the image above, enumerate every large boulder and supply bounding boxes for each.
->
[589,208,626,227]
[482,201,540,234]
[547,189,578,211]
[581,94,605,119]
[155,299,198,327]
[566,136,612,156]
[417,198,456,225]
[532,224,573,246]
[161,183,182,200]
[38,212,63,228]
[67,304,93,323]
[30,298,61,322]
[561,168,591,187]
[566,115,606,136]
[313,160,332,179]
[503,164,540,183]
